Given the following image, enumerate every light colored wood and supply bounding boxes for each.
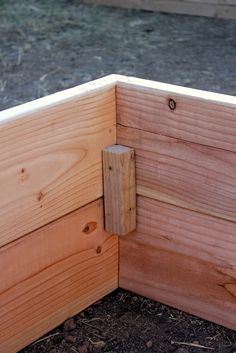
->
[0,75,118,247]
[119,196,236,330]
[117,124,236,222]
[116,76,236,153]
[103,145,136,235]
[1,73,236,351]
[0,199,118,353]
[83,0,236,19]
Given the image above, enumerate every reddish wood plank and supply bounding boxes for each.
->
[116,77,236,153]
[117,124,236,222]
[0,199,118,353]
[119,196,236,330]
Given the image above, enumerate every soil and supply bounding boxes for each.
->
[19,289,236,353]
[1,1,236,352]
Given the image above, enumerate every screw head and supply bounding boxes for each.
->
[168,98,176,110]
[96,246,102,254]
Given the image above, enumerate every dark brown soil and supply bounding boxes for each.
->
[20,289,236,353]
[1,1,236,352]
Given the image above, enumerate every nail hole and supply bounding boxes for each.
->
[19,167,29,182]
[109,166,112,171]
[37,191,44,201]
[96,246,102,254]
[168,98,176,110]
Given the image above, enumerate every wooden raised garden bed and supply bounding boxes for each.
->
[0,75,236,353]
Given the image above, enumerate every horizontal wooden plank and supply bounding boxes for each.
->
[0,199,118,353]
[0,76,117,247]
[83,0,236,19]
[119,196,236,330]
[116,77,236,153]
[117,124,236,222]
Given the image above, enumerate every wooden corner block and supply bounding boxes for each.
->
[103,145,136,236]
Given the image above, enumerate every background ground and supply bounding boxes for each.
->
[0,0,236,111]
[0,1,236,352]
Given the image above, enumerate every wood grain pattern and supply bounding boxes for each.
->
[116,77,236,153]
[117,124,236,222]
[0,76,117,247]
[119,196,236,330]
[118,76,236,329]
[83,0,236,19]
[103,145,136,236]
[0,199,118,353]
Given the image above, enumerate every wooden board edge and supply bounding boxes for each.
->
[2,74,235,122]
[0,74,120,123]
[116,75,236,106]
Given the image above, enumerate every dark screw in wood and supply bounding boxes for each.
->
[168,98,176,110]
[96,246,102,254]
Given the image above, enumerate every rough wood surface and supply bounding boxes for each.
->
[118,124,236,222]
[103,145,136,235]
[119,196,236,330]
[116,77,236,152]
[117,75,236,329]
[0,199,118,353]
[83,0,236,19]
[1,73,236,350]
[0,76,117,247]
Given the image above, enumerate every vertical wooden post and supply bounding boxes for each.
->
[103,145,136,236]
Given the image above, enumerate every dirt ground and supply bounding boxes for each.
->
[1,1,236,352]
[1,0,236,111]
[20,289,236,353]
